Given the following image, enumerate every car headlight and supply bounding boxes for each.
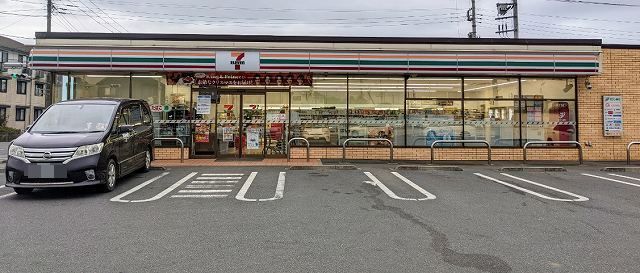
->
[73,143,104,158]
[8,144,25,158]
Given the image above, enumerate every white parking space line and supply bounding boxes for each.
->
[185,185,233,189]
[170,195,227,198]
[0,192,16,199]
[363,172,436,201]
[0,185,5,190]
[178,189,232,193]
[582,173,640,188]
[130,172,198,203]
[201,174,244,176]
[474,173,589,202]
[110,172,171,203]
[609,173,640,182]
[192,180,239,184]
[235,172,286,202]
[196,177,242,180]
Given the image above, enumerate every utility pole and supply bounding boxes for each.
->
[496,0,519,38]
[46,0,52,32]
[467,0,478,38]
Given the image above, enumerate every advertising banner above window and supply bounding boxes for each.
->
[166,72,313,86]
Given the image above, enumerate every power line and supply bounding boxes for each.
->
[0,33,35,40]
[86,0,127,32]
[76,0,119,32]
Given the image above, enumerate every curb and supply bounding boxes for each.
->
[499,166,566,172]
[601,167,640,172]
[395,165,463,171]
[288,165,357,170]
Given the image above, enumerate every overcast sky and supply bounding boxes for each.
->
[1,0,639,45]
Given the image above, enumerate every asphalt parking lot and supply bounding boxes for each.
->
[1,163,640,273]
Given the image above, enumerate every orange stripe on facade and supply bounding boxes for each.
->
[309,54,359,59]
[260,53,309,58]
[409,55,459,60]
[56,51,111,55]
[110,51,164,56]
[358,54,408,59]
[31,50,58,54]
[164,52,215,57]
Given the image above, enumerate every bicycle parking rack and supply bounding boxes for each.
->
[342,138,393,162]
[523,141,583,165]
[627,141,640,165]
[430,140,492,165]
[153,137,185,163]
[287,137,310,162]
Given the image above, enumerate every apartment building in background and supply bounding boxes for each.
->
[0,36,48,130]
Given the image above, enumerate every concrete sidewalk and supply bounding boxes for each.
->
[151,158,322,168]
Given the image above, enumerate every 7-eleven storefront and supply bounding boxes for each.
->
[30,33,604,161]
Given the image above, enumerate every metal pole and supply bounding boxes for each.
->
[468,0,478,38]
[512,0,519,38]
[47,0,52,33]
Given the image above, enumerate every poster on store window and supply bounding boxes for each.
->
[194,124,210,143]
[246,128,261,150]
[603,96,623,137]
[196,95,211,114]
[222,126,234,142]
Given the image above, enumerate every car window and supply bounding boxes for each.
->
[142,105,152,124]
[118,106,131,126]
[130,104,143,125]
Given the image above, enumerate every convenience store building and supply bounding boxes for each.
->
[29,32,640,162]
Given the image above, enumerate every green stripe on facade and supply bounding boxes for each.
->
[31,56,58,62]
[164,58,215,64]
[261,59,308,65]
[409,61,458,66]
[58,57,111,62]
[112,57,163,63]
[359,60,407,66]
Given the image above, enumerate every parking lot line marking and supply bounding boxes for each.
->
[196,177,242,180]
[235,172,286,202]
[0,192,16,199]
[0,185,5,189]
[583,173,640,188]
[110,172,171,203]
[185,185,233,188]
[609,173,640,183]
[130,172,198,203]
[178,189,233,193]
[474,173,589,202]
[201,174,244,176]
[192,181,239,184]
[170,195,227,198]
[364,172,433,201]
[391,172,437,200]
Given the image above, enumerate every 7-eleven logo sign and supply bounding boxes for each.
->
[230,52,245,70]
[218,51,259,71]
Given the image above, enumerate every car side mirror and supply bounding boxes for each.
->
[118,124,134,134]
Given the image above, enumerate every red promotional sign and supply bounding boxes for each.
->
[166,72,313,86]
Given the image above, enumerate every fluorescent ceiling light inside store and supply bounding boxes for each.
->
[464,80,524,92]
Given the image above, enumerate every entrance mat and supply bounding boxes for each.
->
[215,158,264,162]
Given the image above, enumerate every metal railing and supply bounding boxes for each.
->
[430,140,492,165]
[523,141,583,165]
[627,142,640,165]
[342,138,393,162]
[287,137,310,162]
[153,137,185,163]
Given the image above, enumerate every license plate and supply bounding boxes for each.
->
[26,164,67,179]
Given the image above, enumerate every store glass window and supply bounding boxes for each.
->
[34,108,44,120]
[407,100,463,146]
[71,74,130,99]
[464,100,520,146]
[0,79,7,93]
[464,78,519,99]
[521,78,575,100]
[406,77,462,99]
[348,77,405,145]
[290,75,347,146]
[521,78,577,143]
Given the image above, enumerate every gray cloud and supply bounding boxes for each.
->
[0,0,639,45]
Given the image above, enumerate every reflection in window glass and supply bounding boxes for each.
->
[464,78,519,99]
[522,100,576,143]
[291,75,347,146]
[521,78,575,100]
[348,77,405,146]
[72,74,130,99]
[407,77,461,99]
[464,100,520,147]
[406,100,462,146]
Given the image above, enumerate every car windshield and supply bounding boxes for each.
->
[30,104,117,133]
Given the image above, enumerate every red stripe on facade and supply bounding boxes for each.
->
[359,67,408,71]
[56,64,111,68]
[112,64,164,68]
[260,66,310,70]
[164,65,216,69]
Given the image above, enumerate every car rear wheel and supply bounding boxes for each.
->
[14,188,34,195]
[98,159,117,193]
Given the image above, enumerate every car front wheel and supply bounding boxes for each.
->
[98,159,117,193]
[140,148,151,173]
